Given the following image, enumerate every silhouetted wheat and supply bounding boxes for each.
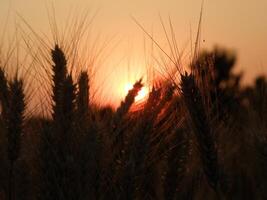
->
[126,86,162,200]
[6,77,25,200]
[51,44,68,124]
[114,79,143,128]
[112,79,143,151]
[51,44,76,152]
[7,77,25,163]
[101,79,143,200]
[40,45,79,200]
[76,71,102,199]
[180,73,222,197]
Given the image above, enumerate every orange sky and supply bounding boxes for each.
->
[0,0,267,106]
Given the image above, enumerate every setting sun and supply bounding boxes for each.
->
[125,83,149,102]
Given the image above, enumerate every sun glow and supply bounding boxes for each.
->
[125,83,149,102]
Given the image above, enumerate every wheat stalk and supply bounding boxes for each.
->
[7,77,26,200]
[180,72,222,197]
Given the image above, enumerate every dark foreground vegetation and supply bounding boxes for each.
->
[0,44,266,200]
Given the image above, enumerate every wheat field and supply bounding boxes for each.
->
[0,9,266,200]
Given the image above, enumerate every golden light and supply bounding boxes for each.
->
[125,83,149,102]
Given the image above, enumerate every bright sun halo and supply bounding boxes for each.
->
[125,83,149,102]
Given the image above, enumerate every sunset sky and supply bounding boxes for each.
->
[0,0,266,106]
